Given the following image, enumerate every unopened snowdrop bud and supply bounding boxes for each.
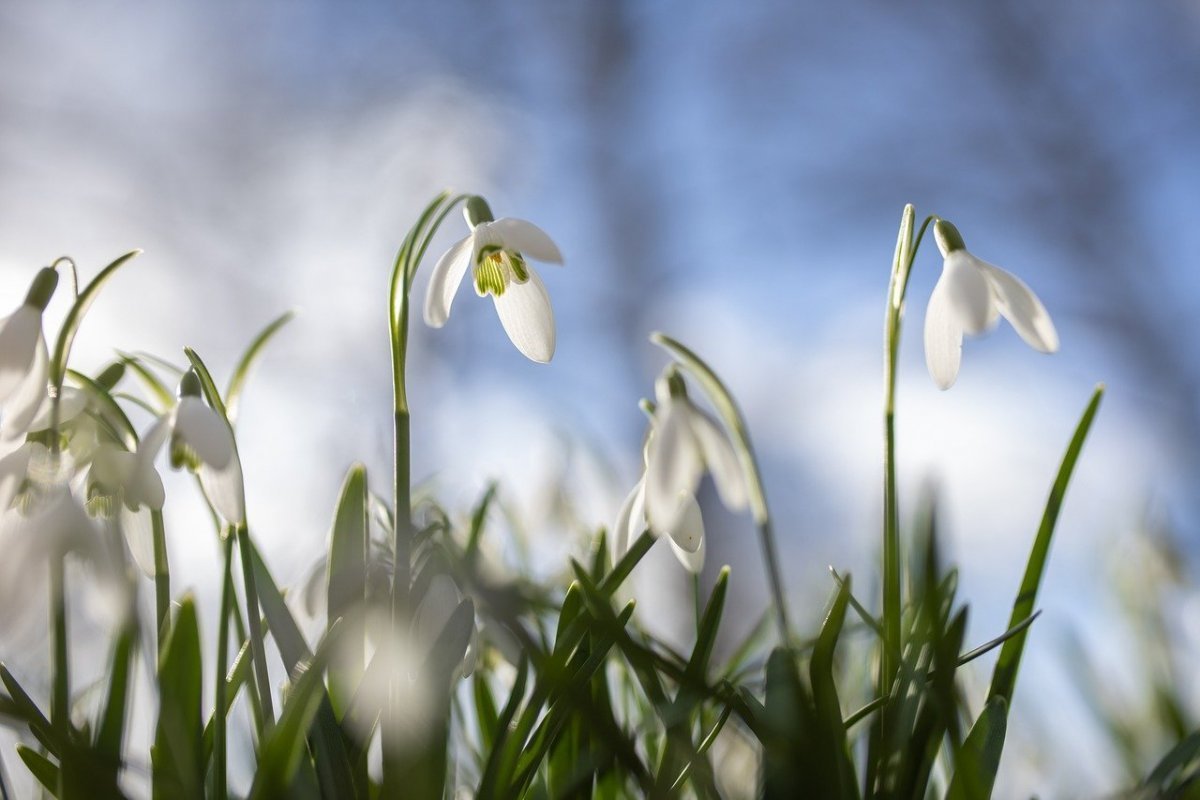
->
[464,195,495,228]
[94,361,126,391]
[924,218,1060,390]
[0,268,58,438]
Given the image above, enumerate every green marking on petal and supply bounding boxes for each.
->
[474,256,507,297]
[510,253,529,283]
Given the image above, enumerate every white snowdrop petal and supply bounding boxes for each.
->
[941,252,994,336]
[492,268,556,363]
[199,451,245,525]
[119,504,157,577]
[25,385,89,433]
[0,443,35,512]
[644,402,703,534]
[664,493,706,574]
[924,275,965,390]
[0,307,42,402]
[686,403,748,511]
[612,479,646,563]
[488,218,564,264]
[1,335,48,441]
[423,234,474,328]
[130,415,172,508]
[175,397,234,468]
[977,261,1060,353]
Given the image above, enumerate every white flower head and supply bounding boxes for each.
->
[0,268,59,441]
[423,195,564,363]
[924,220,1059,390]
[125,370,244,525]
[613,368,748,573]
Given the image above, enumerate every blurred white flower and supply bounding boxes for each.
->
[0,268,58,440]
[423,196,564,363]
[613,370,748,573]
[924,220,1059,390]
[614,473,707,573]
[128,376,243,524]
[0,479,125,635]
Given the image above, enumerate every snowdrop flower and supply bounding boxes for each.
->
[424,196,564,363]
[126,370,244,525]
[0,268,59,440]
[614,471,707,573]
[924,220,1059,389]
[614,368,748,573]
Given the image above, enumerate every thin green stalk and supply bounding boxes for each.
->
[382,192,466,794]
[213,533,235,800]
[49,558,68,734]
[879,207,935,692]
[151,509,170,648]
[235,524,275,732]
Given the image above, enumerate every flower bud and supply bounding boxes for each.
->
[24,268,59,311]
[464,195,494,228]
[94,361,126,391]
[177,369,203,400]
[934,220,967,257]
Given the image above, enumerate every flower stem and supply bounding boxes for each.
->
[213,533,235,800]
[235,524,274,731]
[382,192,466,794]
[151,509,170,649]
[880,206,935,694]
[49,556,68,734]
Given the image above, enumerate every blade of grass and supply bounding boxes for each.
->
[946,696,1008,800]
[987,385,1104,706]
[225,310,294,424]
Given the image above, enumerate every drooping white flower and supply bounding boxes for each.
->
[613,369,748,573]
[0,268,59,440]
[126,372,244,525]
[613,473,707,573]
[423,196,563,363]
[924,220,1059,390]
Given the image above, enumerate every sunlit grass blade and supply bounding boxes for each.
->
[761,647,812,798]
[66,368,137,448]
[153,595,203,800]
[0,665,64,757]
[247,541,357,799]
[94,621,135,777]
[1141,729,1200,791]
[117,352,175,411]
[987,384,1104,707]
[809,577,858,800]
[326,464,368,720]
[15,746,58,798]
[225,310,294,424]
[946,696,1008,800]
[654,567,729,796]
[476,657,529,799]
[249,621,344,799]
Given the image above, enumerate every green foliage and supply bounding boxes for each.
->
[0,199,1166,800]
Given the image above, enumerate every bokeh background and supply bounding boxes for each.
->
[2,1,1200,795]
